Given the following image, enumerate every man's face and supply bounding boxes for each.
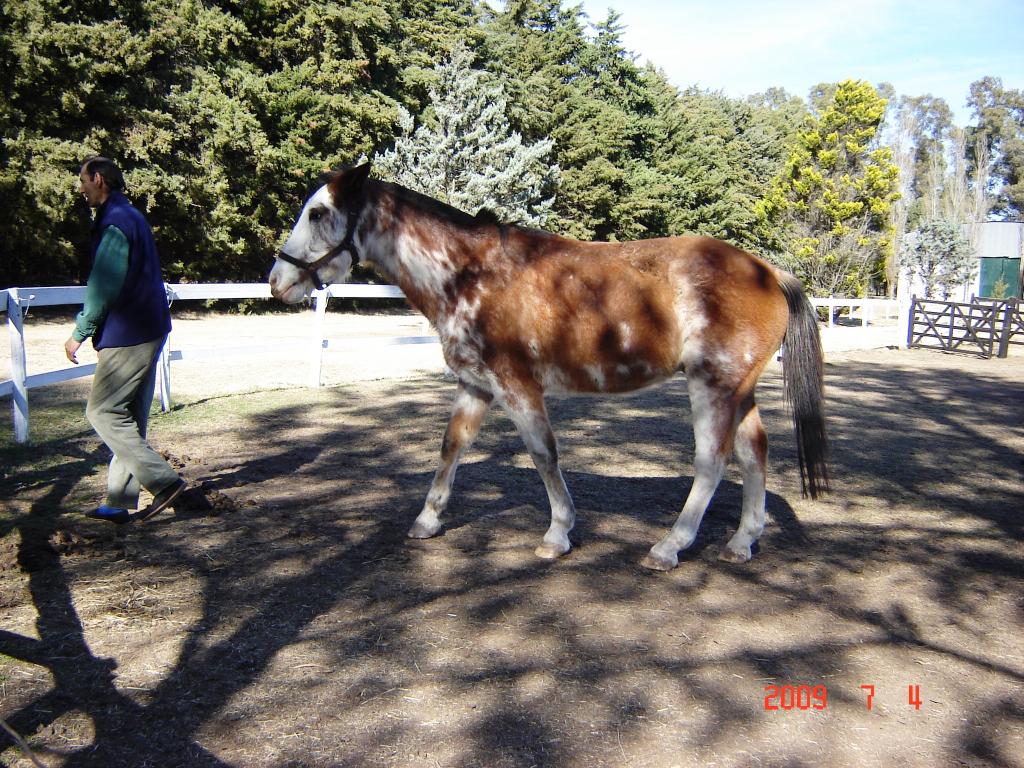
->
[78,168,107,208]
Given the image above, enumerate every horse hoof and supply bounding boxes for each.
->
[718,546,752,564]
[407,520,440,539]
[534,542,570,560]
[640,552,677,572]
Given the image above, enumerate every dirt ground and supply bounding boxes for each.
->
[1,311,1022,768]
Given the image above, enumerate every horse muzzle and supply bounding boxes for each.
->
[268,259,311,303]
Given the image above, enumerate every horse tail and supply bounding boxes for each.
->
[776,272,830,499]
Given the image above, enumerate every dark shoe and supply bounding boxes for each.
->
[86,504,132,524]
[135,478,187,522]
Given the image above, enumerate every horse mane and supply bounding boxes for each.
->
[474,207,501,225]
[375,180,518,234]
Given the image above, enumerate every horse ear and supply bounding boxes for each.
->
[333,162,371,202]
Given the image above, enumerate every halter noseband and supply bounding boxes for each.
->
[276,207,361,291]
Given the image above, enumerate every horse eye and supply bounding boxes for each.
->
[309,209,323,222]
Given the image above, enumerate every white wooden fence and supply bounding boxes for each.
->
[1,283,437,444]
[810,297,901,328]
[2,284,902,444]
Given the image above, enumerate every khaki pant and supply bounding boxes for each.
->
[86,336,179,509]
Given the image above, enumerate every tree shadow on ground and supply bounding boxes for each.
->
[2,351,1022,766]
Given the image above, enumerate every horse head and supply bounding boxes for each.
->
[269,162,371,303]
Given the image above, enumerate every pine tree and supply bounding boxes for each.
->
[900,217,976,299]
[373,43,558,227]
[650,86,804,251]
[0,0,426,285]
[759,79,900,296]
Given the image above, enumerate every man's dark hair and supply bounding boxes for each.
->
[82,156,126,192]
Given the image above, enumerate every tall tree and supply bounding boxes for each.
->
[482,4,666,240]
[886,103,918,292]
[550,10,655,239]
[373,43,558,226]
[758,80,900,296]
[481,0,584,145]
[391,0,483,109]
[896,95,954,222]
[968,76,1024,219]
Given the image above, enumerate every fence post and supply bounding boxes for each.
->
[7,289,29,443]
[902,294,917,349]
[997,298,1016,358]
[157,335,172,411]
[309,287,328,387]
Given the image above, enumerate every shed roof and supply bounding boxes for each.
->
[975,221,1023,259]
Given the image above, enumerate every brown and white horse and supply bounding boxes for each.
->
[269,163,828,570]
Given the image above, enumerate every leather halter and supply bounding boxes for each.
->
[276,207,361,291]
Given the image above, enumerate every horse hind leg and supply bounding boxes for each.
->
[408,381,492,539]
[719,399,767,563]
[641,378,733,571]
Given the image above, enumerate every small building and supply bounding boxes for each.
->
[900,221,1023,301]
[975,221,1023,299]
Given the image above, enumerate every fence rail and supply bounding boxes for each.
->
[3,285,905,445]
[2,283,435,444]
[809,297,899,327]
[907,295,1021,358]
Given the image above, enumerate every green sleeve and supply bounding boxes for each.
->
[73,225,130,342]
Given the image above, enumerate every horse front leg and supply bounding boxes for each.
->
[408,381,492,539]
[502,385,576,560]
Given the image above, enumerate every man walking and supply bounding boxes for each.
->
[64,156,186,524]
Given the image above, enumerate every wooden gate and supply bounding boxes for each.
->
[907,296,1022,358]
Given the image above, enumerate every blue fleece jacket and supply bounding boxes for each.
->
[77,191,171,350]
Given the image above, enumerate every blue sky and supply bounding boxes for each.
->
[574,0,1024,125]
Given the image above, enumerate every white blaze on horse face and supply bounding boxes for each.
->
[270,185,349,303]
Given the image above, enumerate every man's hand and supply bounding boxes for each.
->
[64,337,82,364]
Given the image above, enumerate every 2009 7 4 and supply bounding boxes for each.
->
[764,683,923,711]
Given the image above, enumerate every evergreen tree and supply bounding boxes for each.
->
[0,0,438,285]
[1,0,910,291]
[559,11,656,240]
[391,0,483,108]
[373,43,558,226]
[968,76,1024,219]
[901,217,976,299]
[1,0,171,284]
[759,80,900,296]
[483,1,624,238]
[482,4,682,241]
[649,86,803,251]
[480,0,583,146]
